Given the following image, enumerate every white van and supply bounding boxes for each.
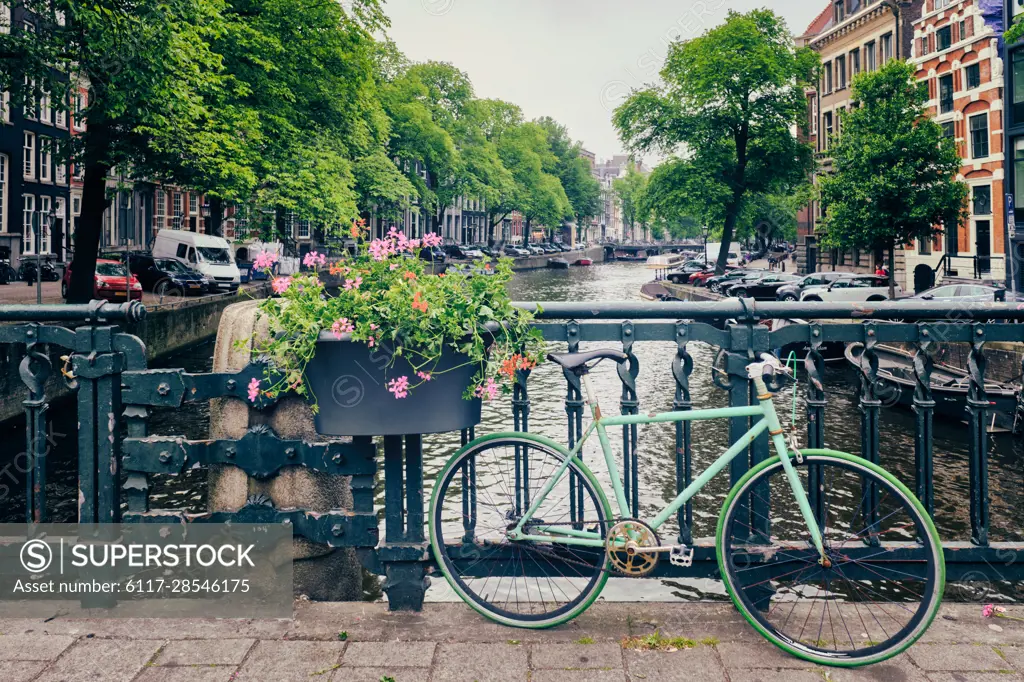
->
[152,230,241,292]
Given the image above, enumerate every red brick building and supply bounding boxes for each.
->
[906,0,1006,288]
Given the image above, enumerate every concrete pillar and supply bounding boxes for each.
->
[208,299,365,601]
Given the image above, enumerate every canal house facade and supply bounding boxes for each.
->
[905,0,1007,290]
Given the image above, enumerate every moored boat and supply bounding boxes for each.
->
[548,258,570,269]
[845,343,1021,429]
[574,258,593,266]
[645,253,685,269]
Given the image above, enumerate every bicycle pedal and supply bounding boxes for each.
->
[669,545,695,568]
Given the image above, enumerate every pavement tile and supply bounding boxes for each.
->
[232,641,345,682]
[0,633,76,660]
[155,638,255,666]
[331,669,431,682]
[531,671,626,681]
[727,671,825,682]
[907,644,1008,672]
[0,661,48,682]
[999,646,1024,671]
[341,641,436,668]
[623,647,726,682]
[825,656,929,682]
[530,643,623,670]
[134,667,237,682]
[33,639,164,682]
[715,641,818,669]
[925,675,1024,682]
[432,642,528,682]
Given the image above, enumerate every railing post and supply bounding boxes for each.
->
[804,328,827,526]
[856,325,883,545]
[967,326,990,546]
[380,434,429,611]
[19,332,51,523]
[564,321,585,529]
[618,321,639,518]
[672,323,693,544]
[912,336,936,517]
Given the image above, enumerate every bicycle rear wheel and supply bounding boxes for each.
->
[717,450,944,667]
[429,435,612,628]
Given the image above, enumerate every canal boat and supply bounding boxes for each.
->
[547,258,570,269]
[845,343,1022,430]
[645,253,686,269]
[639,280,680,301]
[574,258,593,266]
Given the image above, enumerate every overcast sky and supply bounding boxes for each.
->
[382,1,824,163]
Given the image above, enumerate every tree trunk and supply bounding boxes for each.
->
[523,217,531,245]
[888,238,896,300]
[207,196,223,237]
[715,194,743,275]
[67,131,112,304]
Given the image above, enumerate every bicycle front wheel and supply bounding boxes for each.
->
[717,450,944,667]
[429,434,612,628]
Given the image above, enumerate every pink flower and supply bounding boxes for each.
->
[331,318,355,339]
[408,239,421,250]
[982,604,995,618]
[247,377,261,403]
[271,277,292,294]
[344,276,363,291]
[422,233,443,247]
[303,251,326,268]
[390,263,400,270]
[416,371,432,381]
[369,239,396,261]
[369,323,378,330]
[252,251,278,272]
[367,336,376,348]
[387,375,410,399]
[474,377,500,401]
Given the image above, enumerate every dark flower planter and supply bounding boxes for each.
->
[306,333,482,436]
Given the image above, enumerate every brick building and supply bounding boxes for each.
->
[906,0,1007,290]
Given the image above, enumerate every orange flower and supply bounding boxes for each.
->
[403,271,417,281]
[411,291,428,313]
[499,354,536,378]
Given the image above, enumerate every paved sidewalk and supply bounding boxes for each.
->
[0,602,1021,681]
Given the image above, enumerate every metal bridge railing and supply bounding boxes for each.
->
[4,298,1024,609]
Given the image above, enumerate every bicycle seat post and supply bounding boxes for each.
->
[579,370,600,419]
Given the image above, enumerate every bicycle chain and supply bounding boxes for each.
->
[514,517,661,578]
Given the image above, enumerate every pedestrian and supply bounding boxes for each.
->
[875,264,887,277]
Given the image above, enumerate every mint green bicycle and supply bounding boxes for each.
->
[429,350,944,666]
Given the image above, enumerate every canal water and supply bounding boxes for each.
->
[2,261,1022,601]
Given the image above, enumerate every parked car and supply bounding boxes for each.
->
[62,259,143,301]
[775,272,846,302]
[705,269,761,293]
[725,273,802,300]
[461,246,486,260]
[419,246,447,264]
[443,243,468,259]
[800,275,902,302]
[526,245,545,256]
[102,252,209,295]
[912,283,1022,303]
[504,245,530,258]
[151,230,240,292]
[666,261,710,284]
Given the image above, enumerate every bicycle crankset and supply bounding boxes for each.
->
[606,520,661,577]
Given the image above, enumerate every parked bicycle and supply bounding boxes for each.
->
[429,351,944,667]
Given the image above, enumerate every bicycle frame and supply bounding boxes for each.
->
[508,371,826,557]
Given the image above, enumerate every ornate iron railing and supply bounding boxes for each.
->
[4,298,1024,610]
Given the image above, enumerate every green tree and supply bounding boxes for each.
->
[536,117,601,242]
[613,163,649,241]
[819,60,968,298]
[614,9,816,272]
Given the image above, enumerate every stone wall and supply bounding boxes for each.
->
[510,246,606,271]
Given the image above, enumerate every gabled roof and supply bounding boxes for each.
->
[802,2,833,39]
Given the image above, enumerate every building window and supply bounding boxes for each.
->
[823,111,834,148]
[918,235,932,255]
[973,185,992,216]
[960,20,968,41]
[73,92,86,131]
[939,74,954,114]
[0,154,7,232]
[833,0,845,23]
[1,90,8,123]
[935,0,953,8]
[54,99,65,128]
[836,55,846,90]
[969,114,989,158]
[22,132,34,179]
[965,63,981,90]
[936,25,952,52]
[823,61,833,94]
[811,97,818,134]
[172,192,182,229]
[155,190,165,229]
[22,194,34,254]
[53,197,64,254]
[189,193,198,215]
[864,41,876,72]
[38,195,51,253]
[55,160,66,185]
[22,77,35,119]
[850,49,860,77]
[941,121,956,139]
[39,88,50,124]
[38,137,50,182]
[880,33,893,63]
[72,162,83,182]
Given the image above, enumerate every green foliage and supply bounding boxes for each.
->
[613,163,649,240]
[1007,18,1024,46]
[243,225,545,410]
[819,60,968,260]
[614,9,815,270]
